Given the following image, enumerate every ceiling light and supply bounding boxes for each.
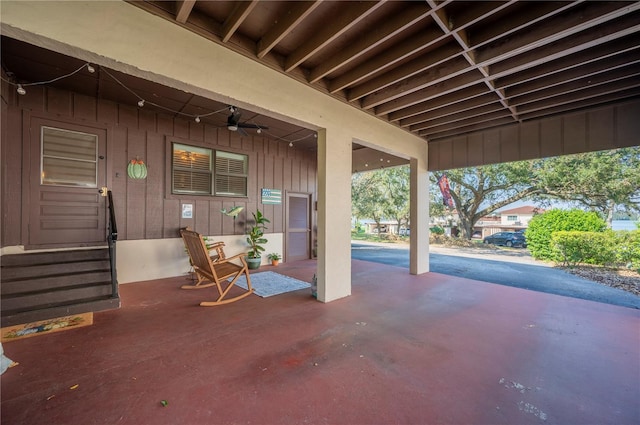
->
[86,64,95,73]
[137,99,145,107]
[195,116,201,123]
[289,142,293,147]
[365,163,369,167]
[257,128,261,134]
[16,84,26,95]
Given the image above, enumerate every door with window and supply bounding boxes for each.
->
[28,119,107,247]
[286,193,312,261]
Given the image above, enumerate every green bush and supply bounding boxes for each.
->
[551,231,616,267]
[615,230,640,272]
[430,225,445,235]
[526,209,606,261]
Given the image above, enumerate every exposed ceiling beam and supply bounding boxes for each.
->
[469,1,582,48]
[505,49,640,98]
[347,42,461,102]
[516,77,640,115]
[257,1,321,59]
[328,25,446,94]
[519,87,640,121]
[221,0,258,43]
[399,93,501,127]
[422,116,516,140]
[495,34,640,89]
[476,2,640,65]
[284,1,384,72]
[361,56,471,109]
[408,102,505,132]
[387,84,488,121]
[308,2,432,83]
[175,0,196,24]
[374,70,484,115]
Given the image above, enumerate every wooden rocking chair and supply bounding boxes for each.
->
[180,228,254,306]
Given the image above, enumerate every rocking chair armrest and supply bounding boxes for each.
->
[217,252,250,264]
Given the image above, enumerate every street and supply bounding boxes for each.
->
[351,242,640,309]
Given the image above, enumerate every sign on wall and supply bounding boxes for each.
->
[261,188,282,205]
[182,203,193,218]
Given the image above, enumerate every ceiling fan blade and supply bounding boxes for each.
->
[237,127,249,137]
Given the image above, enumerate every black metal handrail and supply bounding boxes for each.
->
[107,190,119,298]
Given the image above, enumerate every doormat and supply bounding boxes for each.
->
[234,271,311,297]
[1,312,93,343]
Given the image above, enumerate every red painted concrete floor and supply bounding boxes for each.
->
[2,259,639,425]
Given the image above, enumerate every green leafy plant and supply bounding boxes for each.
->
[246,209,270,259]
[551,231,616,267]
[526,209,606,261]
[267,253,282,261]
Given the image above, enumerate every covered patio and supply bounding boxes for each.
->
[2,260,638,424]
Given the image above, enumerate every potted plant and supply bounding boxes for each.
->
[267,253,282,266]
[245,209,270,269]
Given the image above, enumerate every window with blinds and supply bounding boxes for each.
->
[41,127,98,187]
[172,143,247,197]
[215,151,248,196]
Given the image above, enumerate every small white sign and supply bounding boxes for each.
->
[182,204,193,219]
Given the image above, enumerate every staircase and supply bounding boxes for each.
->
[1,248,120,328]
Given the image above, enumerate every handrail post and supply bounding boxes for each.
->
[107,191,119,298]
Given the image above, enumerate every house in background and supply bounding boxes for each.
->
[474,206,545,238]
[498,206,545,230]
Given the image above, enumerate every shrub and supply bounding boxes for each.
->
[615,230,640,272]
[526,209,606,261]
[430,225,445,235]
[551,231,616,267]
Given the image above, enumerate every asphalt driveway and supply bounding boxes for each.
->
[351,242,640,310]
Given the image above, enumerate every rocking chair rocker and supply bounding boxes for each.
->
[180,228,254,306]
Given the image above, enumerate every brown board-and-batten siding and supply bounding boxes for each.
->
[0,83,317,248]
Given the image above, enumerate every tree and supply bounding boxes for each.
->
[381,166,410,233]
[352,166,411,234]
[431,161,541,239]
[534,147,640,227]
[351,171,387,233]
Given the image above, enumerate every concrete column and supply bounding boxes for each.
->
[410,152,430,275]
[316,128,352,302]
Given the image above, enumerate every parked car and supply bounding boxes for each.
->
[483,231,527,248]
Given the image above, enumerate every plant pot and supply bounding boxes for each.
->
[246,256,262,270]
[271,260,279,266]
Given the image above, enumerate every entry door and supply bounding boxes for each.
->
[28,119,107,247]
[286,193,311,261]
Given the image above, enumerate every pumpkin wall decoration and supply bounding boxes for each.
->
[127,158,148,179]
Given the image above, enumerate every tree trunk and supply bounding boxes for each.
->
[605,200,615,228]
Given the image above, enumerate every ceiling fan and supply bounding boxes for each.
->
[227,106,267,136]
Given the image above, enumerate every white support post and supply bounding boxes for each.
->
[410,153,430,275]
[316,128,352,302]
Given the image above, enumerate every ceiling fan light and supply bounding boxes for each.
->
[228,125,238,131]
